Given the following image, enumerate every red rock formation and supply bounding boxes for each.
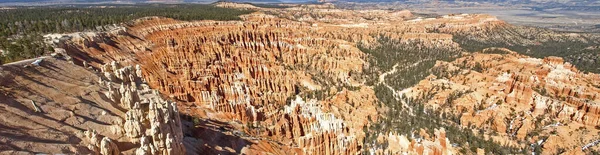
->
[378,128,454,155]
[406,51,600,153]
[53,6,515,154]
[57,12,387,153]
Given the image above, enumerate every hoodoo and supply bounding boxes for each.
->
[1,1,600,154]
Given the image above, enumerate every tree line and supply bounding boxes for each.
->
[452,25,600,73]
[0,4,253,64]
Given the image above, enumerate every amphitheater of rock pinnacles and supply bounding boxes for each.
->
[1,2,600,154]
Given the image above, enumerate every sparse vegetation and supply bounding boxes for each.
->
[360,36,523,154]
[359,36,460,89]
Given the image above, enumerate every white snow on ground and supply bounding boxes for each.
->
[546,64,575,80]
[407,17,423,22]
[518,58,543,65]
[543,122,561,128]
[495,72,512,83]
[582,140,600,151]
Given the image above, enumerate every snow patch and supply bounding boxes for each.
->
[583,139,600,151]
[284,96,344,133]
[534,95,548,111]
[518,58,543,65]
[407,17,423,22]
[495,72,512,83]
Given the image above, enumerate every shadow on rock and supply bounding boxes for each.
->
[182,116,254,155]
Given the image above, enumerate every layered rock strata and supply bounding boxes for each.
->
[60,14,381,154]
[53,4,559,154]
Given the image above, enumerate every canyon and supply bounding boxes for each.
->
[411,49,600,154]
[1,2,600,154]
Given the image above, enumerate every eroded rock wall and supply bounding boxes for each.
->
[406,51,600,153]
[61,14,378,154]
[55,6,515,154]
[0,57,185,154]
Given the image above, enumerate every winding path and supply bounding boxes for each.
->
[377,59,431,114]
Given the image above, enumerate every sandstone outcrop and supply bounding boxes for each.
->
[59,12,381,154]
[405,51,600,153]
[376,128,454,155]
[100,61,186,155]
[45,2,600,154]
[0,58,184,154]
[47,3,518,153]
